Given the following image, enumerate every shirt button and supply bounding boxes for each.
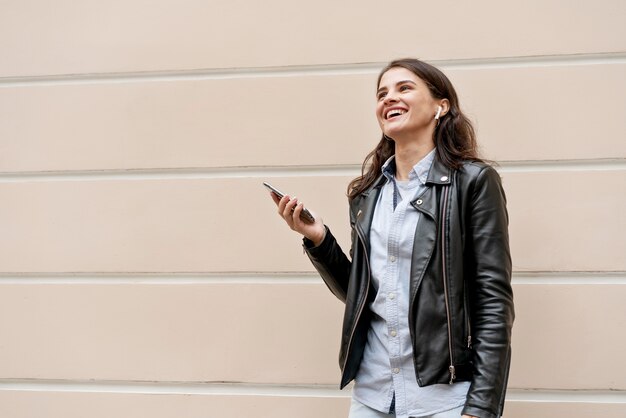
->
[415,199,423,205]
[388,292,395,300]
[390,329,397,337]
[389,255,396,262]
[392,368,400,374]
[441,176,449,182]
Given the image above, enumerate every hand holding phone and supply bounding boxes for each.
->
[263,182,316,224]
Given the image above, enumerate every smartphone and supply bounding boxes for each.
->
[263,181,316,224]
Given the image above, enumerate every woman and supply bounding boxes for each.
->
[270,58,514,418]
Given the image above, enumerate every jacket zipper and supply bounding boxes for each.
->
[342,210,371,377]
[464,280,472,349]
[440,185,456,384]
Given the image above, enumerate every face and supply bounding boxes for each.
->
[376,67,441,140]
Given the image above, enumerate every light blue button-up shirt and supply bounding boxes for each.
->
[352,149,469,418]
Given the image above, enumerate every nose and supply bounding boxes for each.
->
[383,92,399,105]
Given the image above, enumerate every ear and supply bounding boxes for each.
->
[438,99,450,117]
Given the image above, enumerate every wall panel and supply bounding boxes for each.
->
[1,64,624,172]
[504,170,626,272]
[0,170,624,273]
[0,176,349,273]
[452,63,626,162]
[0,283,344,383]
[510,284,626,389]
[1,1,624,77]
[0,281,624,390]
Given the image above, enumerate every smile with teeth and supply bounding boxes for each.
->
[386,108,407,119]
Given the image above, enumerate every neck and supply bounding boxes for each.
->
[393,137,435,181]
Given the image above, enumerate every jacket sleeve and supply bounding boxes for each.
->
[463,166,515,418]
[303,226,352,303]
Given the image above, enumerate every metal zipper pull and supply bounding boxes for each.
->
[467,335,472,349]
[448,365,456,384]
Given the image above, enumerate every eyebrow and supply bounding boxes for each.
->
[377,80,418,95]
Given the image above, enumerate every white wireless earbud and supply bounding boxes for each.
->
[435,105,443,120]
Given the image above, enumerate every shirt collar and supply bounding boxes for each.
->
[381,148,436,185]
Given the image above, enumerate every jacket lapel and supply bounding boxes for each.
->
[410,157,451,221]
[409,157,452,295]
[352,175,385,253]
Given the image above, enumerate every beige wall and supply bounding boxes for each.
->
[1,1,625,417]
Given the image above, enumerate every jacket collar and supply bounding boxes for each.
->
[425,155,452,186]
[381,149,436,186]
[352,155,452,243]
[409,156,452,220]
[355,154,452,209]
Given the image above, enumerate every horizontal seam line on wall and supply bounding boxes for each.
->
[0,159,624,183]
[0,379,624,402]
[1,52,625,87]
[0,379,346,398]
[0,272,623,285]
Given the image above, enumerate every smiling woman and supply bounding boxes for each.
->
[269,58,514,418]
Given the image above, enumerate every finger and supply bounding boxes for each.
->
[292,201,305,226]
[282,197,299,225]
[276,195,290,216]
[294,201,315,226]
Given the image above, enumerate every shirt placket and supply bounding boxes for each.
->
[385,195,409,415]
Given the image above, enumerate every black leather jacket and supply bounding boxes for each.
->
[304,158,514,418]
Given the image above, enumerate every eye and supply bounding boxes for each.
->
[377,91,387,101]
[399,84,411,92]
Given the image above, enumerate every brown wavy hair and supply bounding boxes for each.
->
[347,58,482,200]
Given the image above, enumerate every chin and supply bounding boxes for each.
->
[383,129,404,139]
[383,123,409,137]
